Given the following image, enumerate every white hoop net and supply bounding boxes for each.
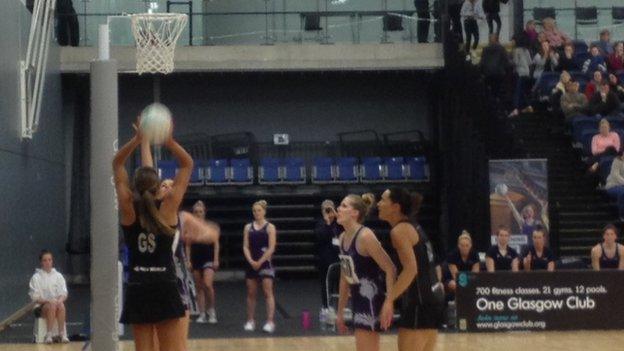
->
[130,13,188,74]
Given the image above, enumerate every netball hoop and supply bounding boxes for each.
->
[130,13,188,74]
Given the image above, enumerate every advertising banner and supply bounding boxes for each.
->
[456,271,624,331]
[489,159,548,251]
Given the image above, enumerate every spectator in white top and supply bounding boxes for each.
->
[460,0,485,58]
[29,250,69,344]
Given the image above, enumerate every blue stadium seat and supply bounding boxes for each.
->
[312,157,334,183]
[570,71,589,91]
[581,130,597,155]
[573,40,588,55]
[259,157,281,184]
[206,159,229,185]
[336,157,359,183]
[283,158,306,184]
[384,157,406,181]
[157,160,177,180]
[190,160,207,186]
[574,52,591,71]
[361,157,383,183]
[231,158,253,184]
[534,72,560,99]
[606,115,624,131]
[572,115,599,141]
[406,157,427,181]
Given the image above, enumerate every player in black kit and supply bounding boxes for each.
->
[377,188,444,351]
[113,122,193,351]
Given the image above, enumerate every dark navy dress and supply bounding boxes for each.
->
[599,243,621,269]
[120,219,186,324]
[391,221,444,329]
[339,226,386,332]
[191,243,215,271]
[246,222,275,279]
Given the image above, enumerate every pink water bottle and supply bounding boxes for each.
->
[301,309,311,331]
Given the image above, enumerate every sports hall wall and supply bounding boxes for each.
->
[114,72,432,144]
[0,0,65,318]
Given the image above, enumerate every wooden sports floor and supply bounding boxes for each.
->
[3,331,623,351]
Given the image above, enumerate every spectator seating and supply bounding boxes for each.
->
[580,129,597,155]
[573,40,589,55]
[231,158,253,184]
[574,52,591,70]
[259,157,281,184]
[361,157,384,183]
[534,72,560,100]
[283,157,306,184]
[190,160,206,186]
[336,157,359,183]
[206,159,229,185]
[572,115,598,141]
[533,7,556,24]
[312,157,335,183]
[570,71,590,91]
[157,160,177,180]
[406,156,428,181]
[385,157,406,181]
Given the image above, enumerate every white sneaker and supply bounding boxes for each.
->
[262,321,275,333]
[208,309,217,324]
[44,334,53,344]
[196,314,207,324]
[61,335,70,343]
[244,320,255,331]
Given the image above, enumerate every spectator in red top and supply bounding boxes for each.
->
[607,42,624,73]
[585,70,604,101]
[588,118,621,173]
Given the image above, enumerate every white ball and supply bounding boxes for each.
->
[140,103,172,145]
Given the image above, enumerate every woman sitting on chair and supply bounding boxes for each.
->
[29,250,69,344]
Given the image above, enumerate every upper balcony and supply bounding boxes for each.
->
[58,0,445,73]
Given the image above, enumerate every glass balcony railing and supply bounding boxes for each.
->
[523,1,624,42]
[64,0,442,47]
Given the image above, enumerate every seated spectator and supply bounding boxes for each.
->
[486,226,519,272]
[588,118,620,173]
[606,152,624,221]
[593,29,614,56]
[445,230,480,296]
[533,41,559,80]
[480,33,511,99]
[590,224,624,270]
[587,83,622,117]
[29,250,69,344]
[541,17,571,51]
[560,81,588,121]
[522,227,555,271]
[607,42,624,73]
[557,43,580,72]
[582,44,608,75]
[509,37,535,117]
[585,70,604,101]
[551,70,570,111]
[608,73,624,102]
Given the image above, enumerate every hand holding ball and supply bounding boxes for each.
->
[139,103,173,145]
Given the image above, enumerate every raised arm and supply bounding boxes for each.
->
[256,224,277,266]
[140,138,154,168]
[159,136,193,223]
[113,131,142,226]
